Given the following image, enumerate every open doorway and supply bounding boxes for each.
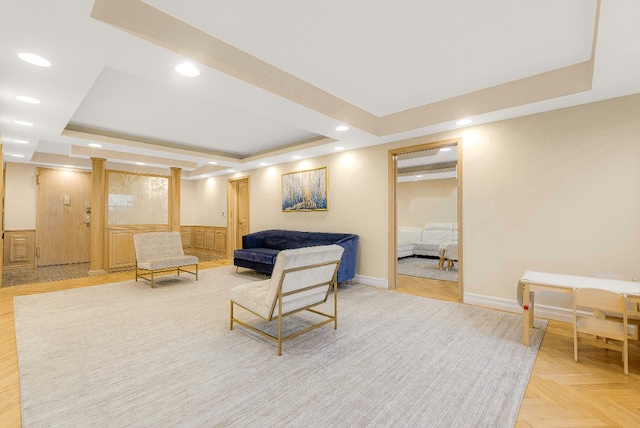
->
[388,139,462,302]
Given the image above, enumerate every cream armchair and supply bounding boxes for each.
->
[230,244,344,355]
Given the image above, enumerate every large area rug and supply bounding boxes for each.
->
[397,256,458,282]
[14,266,546,427]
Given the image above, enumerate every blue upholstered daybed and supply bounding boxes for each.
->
[233,229,359,283]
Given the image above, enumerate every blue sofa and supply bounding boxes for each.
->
[233,229,359,283]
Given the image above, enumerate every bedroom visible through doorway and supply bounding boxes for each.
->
[388,139,462,302]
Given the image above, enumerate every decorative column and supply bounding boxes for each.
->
[169,167,181,232]
[89,157,106,275]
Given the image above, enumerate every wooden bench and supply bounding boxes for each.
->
[133,232,198,288]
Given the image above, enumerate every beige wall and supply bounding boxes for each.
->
[233,147,389,280]
[187,176,227,227]
[231,93,640,307]
[389,93,640,305]
[397,178,457,227]
[4,162,37,230]
[4,93,640,310]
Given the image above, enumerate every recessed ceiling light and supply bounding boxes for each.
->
[10,154,25,158]
[63,165,73,168]
[456,118,472,126]
[175,62,199,77]
[14,120,34,126]
[334,146,344,151]
[440,147,452,152]
[135,162,145,166]
[416,175,424,178]
[335,125,349,132]
[228,169,236,173]
[88,143,102,148]
[260,162,268,166]
[208,161,218,165]
[16,95,40,104]
[12,139,29,144]
[292,155,301,159]
[18,52,51,67]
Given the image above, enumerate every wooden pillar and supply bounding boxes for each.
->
[169,167,181,232]
[89,157,106,275]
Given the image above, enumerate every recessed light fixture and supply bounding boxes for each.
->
[292,155,301,159]
[208,161,218,165]
[416,175,424,178]
[334,146,344,151]
[335,125,349,132]
[440,147,452,152]
[228,169,236,173]
[260,162,268,166]
[135,162,146,166]
[63,165,73,168]
[10,154,25,158]
[12,139,29,144]
[456,118,472,126]
[18,52,51,67]
[88,143,102,148]
[14,120,34,126]
[175,62,199,77]
[16,95,41,104]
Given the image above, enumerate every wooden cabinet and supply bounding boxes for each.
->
[214,229,226,253]
[108,230,135,270]
[180,225,227,257]
[3,230,36,270]
[105,226,169,271]
[180,228,192,248]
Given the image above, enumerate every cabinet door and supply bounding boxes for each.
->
[109,230,135,270]
[204,229,216,250]
[214,229,227,253]
[193,228,205,249]
[181,228,192,248]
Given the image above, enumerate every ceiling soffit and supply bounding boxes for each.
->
[91,0,600,139]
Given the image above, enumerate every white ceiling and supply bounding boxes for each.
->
[1,0,639,178]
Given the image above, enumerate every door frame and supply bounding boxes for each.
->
[388,137,463,302]
[226,175,250,259]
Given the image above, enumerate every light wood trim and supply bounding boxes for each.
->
[90,158,106,275]
[169,167,181,232]
[388,137,462,302]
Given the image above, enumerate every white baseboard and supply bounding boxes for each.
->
[352,275,574,323]
[353,275,388,288]
[464,292,573,323]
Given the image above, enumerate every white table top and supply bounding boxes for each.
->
[520,270,640,296]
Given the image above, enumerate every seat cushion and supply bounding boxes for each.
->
[233,248,279,265]
[230,279,272,319]
[137,255,198,271]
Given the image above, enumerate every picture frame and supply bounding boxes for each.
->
[282,166,328,211]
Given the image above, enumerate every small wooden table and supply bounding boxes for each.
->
[518,271,640,346]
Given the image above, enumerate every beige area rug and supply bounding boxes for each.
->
[14,267,546,427]
[397,256,458,282]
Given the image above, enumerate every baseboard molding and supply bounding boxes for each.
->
[353,276,574,323]
[464,292,573,323]
[354,275,388,288]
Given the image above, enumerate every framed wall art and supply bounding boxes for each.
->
[282,166,328,211]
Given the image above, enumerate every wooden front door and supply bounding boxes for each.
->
[227,177,250,258]
[36,168,91,266]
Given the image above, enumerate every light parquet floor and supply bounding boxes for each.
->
[2,267,640,426]
[396,275,640,427]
